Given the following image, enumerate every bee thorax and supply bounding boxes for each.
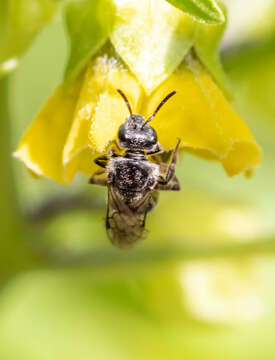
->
[107,158,159,200]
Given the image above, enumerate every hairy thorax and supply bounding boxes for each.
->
[107,157,159,201]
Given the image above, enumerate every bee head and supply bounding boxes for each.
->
[118,114,157,150]
[116,89,177,151]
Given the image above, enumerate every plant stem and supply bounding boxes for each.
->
[48,236,275,270]
[0,76,39,282]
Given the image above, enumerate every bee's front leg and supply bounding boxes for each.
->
[108,148,119,158]
[89,171,107,186]
[158,139,180,184]
[156,139,181,191]
[107,139,124,158]
[147,142,162,155]
[146,191,159,212]
[94,155,109,168]
[156,175,180,191]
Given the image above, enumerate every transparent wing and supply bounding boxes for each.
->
[106,186,154,249]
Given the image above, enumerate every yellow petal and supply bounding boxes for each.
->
[88,55,143,151]
[15,54,143,185]
[63,54,144,182]
[142,55,261,176]
[14,76,83,184]
[63,58,103,183]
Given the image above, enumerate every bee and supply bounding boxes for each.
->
[89,89,181,249]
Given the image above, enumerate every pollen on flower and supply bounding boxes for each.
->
[89,93,110,151]
[97,54,126,76]
[78,103,93,120]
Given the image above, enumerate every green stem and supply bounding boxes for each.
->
[48,236,275,270]
[0,76,39,282]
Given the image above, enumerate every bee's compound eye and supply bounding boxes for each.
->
[118,124,129,147]
[150,128,157,143]
[118,124,125,140]
[144,127,157,147]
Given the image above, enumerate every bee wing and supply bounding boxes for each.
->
[106,186,153,249]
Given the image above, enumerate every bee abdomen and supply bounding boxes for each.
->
[107,212,146,249]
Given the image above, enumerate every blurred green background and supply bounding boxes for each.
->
[1,0,275,359]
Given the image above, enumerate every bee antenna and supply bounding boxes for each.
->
[142,90,177,128]
[117,89,132,115]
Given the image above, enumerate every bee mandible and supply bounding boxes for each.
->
[89,89,181,249]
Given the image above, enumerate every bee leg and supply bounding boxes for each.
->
[88,171,107,186]
[108,148,119,158]
[146,191,159,212]
[158,139,181,185]
[108,140,123,158]
[147,142,162,155]
[150,150,172,165]
[156,175,180,191]
[114,140,122,151]
[94,155,109,168]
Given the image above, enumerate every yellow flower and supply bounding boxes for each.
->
[14,51,261,185]
[14,0,261,185]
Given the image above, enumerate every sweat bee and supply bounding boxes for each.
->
[89,89,181,249]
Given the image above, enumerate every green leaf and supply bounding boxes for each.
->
[64,0,115,85]
[194,1,232,98]
[111,0,197,94]
[0,0,57,76]
[166,0,225,24]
